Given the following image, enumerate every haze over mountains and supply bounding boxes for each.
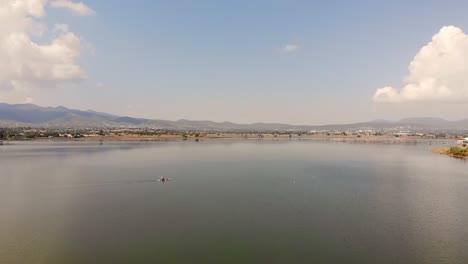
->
[1,103,468,131]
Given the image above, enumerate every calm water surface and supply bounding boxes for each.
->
[1,139,467,263]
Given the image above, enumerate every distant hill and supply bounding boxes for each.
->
[0,103,468,131]
[398,117,451,127]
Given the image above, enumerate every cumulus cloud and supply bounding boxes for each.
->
[0,0,89,103]
[374,26,468,103]
[0,82,34,103]
[53,23,69,33]
[50,0,95,16]
[283,44,298,53]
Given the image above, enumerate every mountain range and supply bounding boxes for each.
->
[1,103,468,131]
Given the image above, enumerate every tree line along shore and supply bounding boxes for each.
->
[0,128,463,141]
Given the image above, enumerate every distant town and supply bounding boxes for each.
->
[2,103,468,142]
[1,127,466,141]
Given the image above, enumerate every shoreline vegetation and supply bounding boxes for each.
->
[431,146,468,159]
[0,133,456,141]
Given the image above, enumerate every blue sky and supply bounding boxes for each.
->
[5,0,468,124]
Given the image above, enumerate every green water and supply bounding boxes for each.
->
[1,139,467,263]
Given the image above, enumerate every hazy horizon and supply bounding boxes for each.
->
[2,0,468,124]
[4,101,468,127]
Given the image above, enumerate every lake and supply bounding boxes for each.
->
[1,139,467,263]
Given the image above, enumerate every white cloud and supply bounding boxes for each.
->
[374,26,468,103]
[54,23,69,33]
[50,0,95,16]
[283,44,298,53]
[0,81,34,104]
[0,0,89,103]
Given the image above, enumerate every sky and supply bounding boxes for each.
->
[2,0,468,125]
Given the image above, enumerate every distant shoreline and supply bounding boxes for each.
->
[13,133,453,142]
